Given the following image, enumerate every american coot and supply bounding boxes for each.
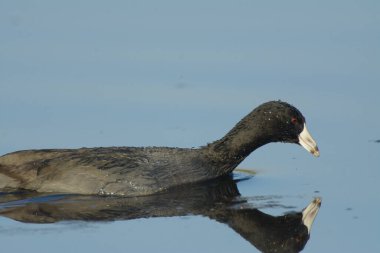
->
[0,101,319,196]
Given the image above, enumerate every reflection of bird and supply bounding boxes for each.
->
[0,176,321,253]
[0,101,319,196]
[212,198,321,253]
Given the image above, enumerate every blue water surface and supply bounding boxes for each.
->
[0,1,379,252]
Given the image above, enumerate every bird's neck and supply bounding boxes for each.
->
[203,113,272,176]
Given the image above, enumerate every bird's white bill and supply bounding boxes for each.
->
[302,197,322,234]
[299,123,320,157]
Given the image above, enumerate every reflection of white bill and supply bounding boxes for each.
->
[302,197,322,233]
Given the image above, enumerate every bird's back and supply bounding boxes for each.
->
[0,147,211,196]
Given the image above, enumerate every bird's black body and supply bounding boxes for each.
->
[0,101,318,196]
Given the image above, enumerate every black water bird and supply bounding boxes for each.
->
[0,101,319,196]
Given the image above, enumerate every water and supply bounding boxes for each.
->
[0,1,379,252]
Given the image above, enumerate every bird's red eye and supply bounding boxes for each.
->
[291,117,298,124]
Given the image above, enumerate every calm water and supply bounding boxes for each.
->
[1,1,379,252]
